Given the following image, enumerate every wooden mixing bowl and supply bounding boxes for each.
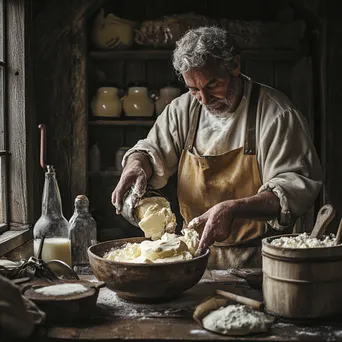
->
[88,237,210,303]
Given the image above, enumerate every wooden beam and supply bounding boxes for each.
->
[88,120,155,127]
[35,0,105,55]
[89,49,302,61]
[32,0,104,219]
[70,11,88,203]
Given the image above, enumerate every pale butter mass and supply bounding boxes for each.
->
[135,196,177,240]
[104,229,199,263]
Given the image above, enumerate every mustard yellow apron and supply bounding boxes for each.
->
[178,83,276,269]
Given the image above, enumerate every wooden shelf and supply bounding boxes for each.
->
[89,49,301,61]
[88,170,122,178]
[89,119,155,127]
[89,49,172,60]
[241,49,301,60]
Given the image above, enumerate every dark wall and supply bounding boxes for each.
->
[30,0,292,224]
[324,0,342,231]
[29,0,342,236]
[32,0,75,220]
[31,0,102,220]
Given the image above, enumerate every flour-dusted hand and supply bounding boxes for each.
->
[112,153,153,213]
[112,166,147,213]
[189,202,234,255]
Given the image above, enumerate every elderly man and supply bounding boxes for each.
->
[112,26,322,269]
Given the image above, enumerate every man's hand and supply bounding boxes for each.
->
[111,153,153,213]
[188,202,234,255]
[188,191,281,255]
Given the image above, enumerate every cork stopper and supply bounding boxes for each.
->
[75,195,89,208]
[46,165,55,173]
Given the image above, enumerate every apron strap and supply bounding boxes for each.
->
[244,82,260,155]
[184,102,201,150]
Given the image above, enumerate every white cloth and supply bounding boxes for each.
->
[122,75,322,229]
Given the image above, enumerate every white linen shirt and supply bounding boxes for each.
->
[122,75,323,229]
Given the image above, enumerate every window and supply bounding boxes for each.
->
[0,0,33,255]
[0,0,9,234]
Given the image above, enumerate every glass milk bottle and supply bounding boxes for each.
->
[69,195,97,267]
[33,165,72,266]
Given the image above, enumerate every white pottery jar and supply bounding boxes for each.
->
[155,86,182,116]
[91,87,122,117]
[123,87,154,117]
[90,8,136,50]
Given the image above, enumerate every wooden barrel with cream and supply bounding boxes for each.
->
[262,234,342,319]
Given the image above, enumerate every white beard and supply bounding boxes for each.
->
[204,76,240,117]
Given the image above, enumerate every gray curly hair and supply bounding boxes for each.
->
[172,26,239,78]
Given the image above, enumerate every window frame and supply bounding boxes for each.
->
[0,0,34,256]
[0,0,9,234]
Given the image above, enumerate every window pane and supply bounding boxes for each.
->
[0,0,3,63]
[0,158,2,222]
[0,65,4,150]
[0,0,6,225]
[0,157,6,224]
[0,66,5,225]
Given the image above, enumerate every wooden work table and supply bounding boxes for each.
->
[32,270,342,342]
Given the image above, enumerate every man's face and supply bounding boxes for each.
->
[183,60,240,116]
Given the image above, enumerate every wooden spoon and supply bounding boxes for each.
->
[310,204,336,239]
[216,289,264,311]
[335,219,342,245]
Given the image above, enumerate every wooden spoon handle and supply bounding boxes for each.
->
[335,219,342,244]
[310,204,336,239]
[38,124,47,170]
[91,281,106,289]
[216,289,264,311]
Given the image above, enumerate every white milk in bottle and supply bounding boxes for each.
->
[33,165,72,266]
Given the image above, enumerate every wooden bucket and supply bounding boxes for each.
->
[262,234,342,319]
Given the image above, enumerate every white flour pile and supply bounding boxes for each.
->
[270,233,338,248]
[35,283,89,296]
[202,304,274,336]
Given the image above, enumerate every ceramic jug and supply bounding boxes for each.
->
[90,8,136,50]
[123,86,154,117]
[91,87,122,117]
[155,86,182,116]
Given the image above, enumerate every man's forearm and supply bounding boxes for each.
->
[229,191,280,221]
[125,152,153,180]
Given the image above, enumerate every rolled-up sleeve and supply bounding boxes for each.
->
[257,108,322,230]
[122,95,191,189]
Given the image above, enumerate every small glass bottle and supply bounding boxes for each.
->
[69,195,97,268]
[33,165,71,266]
